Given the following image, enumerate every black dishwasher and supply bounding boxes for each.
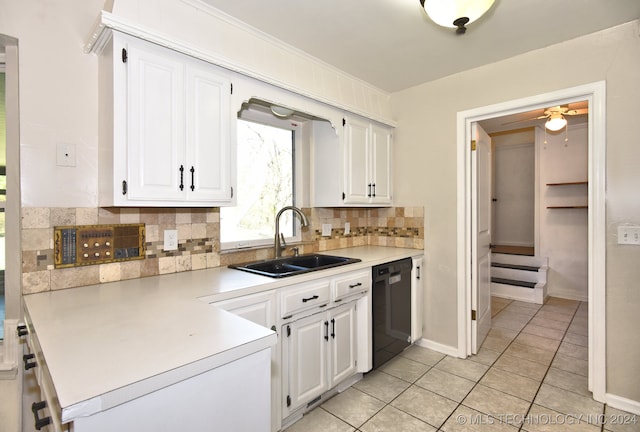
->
[372,258,413,368]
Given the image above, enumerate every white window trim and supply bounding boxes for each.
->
[221,107,307,251]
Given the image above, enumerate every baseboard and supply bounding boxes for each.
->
[606,393,640,416]
[546,288,588,302]
[415,338,459,358]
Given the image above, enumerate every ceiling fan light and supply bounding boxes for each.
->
[545,114,567,131]
[421,0,495,29]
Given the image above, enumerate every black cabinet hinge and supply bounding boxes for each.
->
[342,118,346,127]
[230,83,233,94]
[17,324,28,337]
[122,48,128,63]
[471,309,477,321]
[342,192,346,200]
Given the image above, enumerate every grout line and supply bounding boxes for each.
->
[435,301,544,431]
[299,298,598,432]
[517,301,582,431]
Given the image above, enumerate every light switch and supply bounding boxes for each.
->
[618,225,640,245]
[344,222,351,235]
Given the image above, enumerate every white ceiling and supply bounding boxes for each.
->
[199,0,640,93]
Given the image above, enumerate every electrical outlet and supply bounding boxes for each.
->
[618,226,640,245]
[344,222,351,235]
[322,224,332,237]
[164,230,178,251]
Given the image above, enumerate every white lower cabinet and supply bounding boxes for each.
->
[281,300,357,417]
[71,348,271,432]
[213,291,281,432]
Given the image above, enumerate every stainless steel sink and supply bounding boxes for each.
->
[229,254,361,278]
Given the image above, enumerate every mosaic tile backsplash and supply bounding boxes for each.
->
[21,206,423,294]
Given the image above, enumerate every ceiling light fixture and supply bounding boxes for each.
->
[419,0,495,34]
[270,105,294,118]
[545,113,568,131]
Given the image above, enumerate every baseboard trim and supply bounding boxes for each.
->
[606,393,640,416]
[415,338,459,358]
[546,288,588,302]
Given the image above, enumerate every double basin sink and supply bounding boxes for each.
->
[229,254,361,278]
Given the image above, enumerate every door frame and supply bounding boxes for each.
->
[456,81,606,402]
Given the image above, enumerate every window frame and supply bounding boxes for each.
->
[220,106,306,251]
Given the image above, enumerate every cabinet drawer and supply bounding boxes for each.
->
[333,270,371,302]
[281,281,331,318]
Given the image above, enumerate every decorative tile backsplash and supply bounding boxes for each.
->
[21,206,423,294]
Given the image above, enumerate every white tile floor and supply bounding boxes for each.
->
[284,297,640,432]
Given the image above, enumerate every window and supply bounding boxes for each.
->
[221,108,301,249]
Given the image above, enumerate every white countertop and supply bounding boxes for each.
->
[23,246,422,422]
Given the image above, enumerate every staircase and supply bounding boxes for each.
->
[491,253,548,304]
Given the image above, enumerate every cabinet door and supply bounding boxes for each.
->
[282,313,328,414]
[370,125,393,204]
[126,39,185,201]
[329,302,357,388]
[185,61,233,202]
[343,117,370,204]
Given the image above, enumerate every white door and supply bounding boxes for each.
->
[471,123,492,354]
[370,124,393,204]
[329,302,357,388]
[185,60,232,202]
[283,313,328,414]
[344,117,370,203]
[126,39,185,201]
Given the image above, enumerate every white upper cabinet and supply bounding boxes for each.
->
[370,124,393,204]
[99,31,235,207]
[312,116,393,207]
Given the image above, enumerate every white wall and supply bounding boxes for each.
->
[539,124,588,301]
[0,0,103,208]
[391,21,640,403]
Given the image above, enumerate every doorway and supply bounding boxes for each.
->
[456,82,606,403]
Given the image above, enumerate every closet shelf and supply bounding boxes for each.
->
[546,181,588,186]
[547,205,588,209]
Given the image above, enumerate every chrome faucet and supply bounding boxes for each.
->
[274,206,309,258]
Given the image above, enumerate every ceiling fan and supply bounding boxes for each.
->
[504,105,589,131]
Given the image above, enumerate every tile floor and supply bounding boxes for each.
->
[285,297,640,432]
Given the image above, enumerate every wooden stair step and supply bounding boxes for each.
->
[491,262,540,272]
[491,277,537,289]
